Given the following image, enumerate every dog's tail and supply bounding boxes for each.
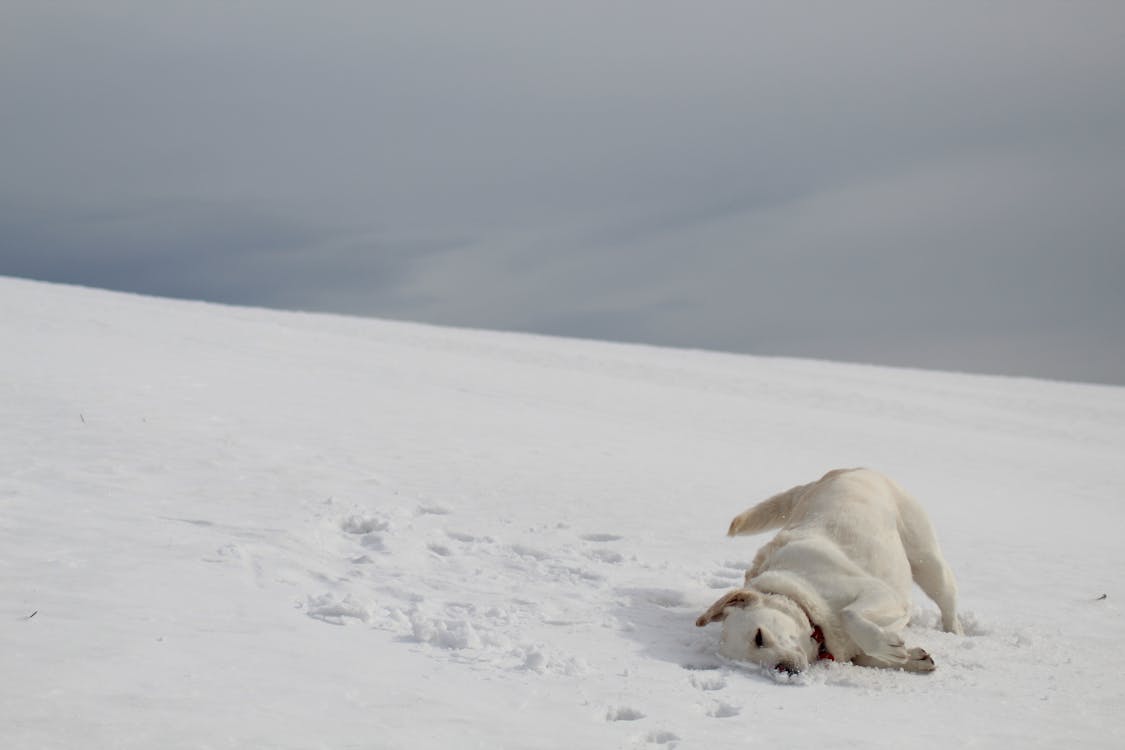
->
[727,481,812,537]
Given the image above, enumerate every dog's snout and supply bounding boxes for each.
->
[775,662,800,676]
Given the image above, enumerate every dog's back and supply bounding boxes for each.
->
[730,468,915,595]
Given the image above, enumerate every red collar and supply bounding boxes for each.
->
[811,625,835,661]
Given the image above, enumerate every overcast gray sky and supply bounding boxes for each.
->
[3,1,1124,385]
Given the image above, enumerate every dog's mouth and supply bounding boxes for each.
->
[770,625,835,675]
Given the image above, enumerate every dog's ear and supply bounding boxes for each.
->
[695,589,760,627]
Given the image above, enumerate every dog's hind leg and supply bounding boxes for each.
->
[893,492,963,635]
[909,551,963,635]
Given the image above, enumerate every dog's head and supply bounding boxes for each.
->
[696,589,816,674]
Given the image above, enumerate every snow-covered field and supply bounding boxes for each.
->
[3,275,1124,749]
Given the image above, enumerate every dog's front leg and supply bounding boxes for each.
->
[840,591,910,665]
[852,649,935,672]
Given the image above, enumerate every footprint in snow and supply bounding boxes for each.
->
[645,730,680,746]
[705,562,749,588]
[359,533,387,551]
[340,514,390,534]
[628,588,688,609]
[586,548,625,564]
[580,533,623,542]
[709,567,743,581]
[690,673,727,692]
[417,504,452,516]
[705,701,741,719]
[509,544,550,561]
[706,568,742,584]
[605,706,646,722]
[680,661,723,672]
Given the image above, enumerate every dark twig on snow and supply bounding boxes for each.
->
[1094,594,1108,601]
[27,610,38,619]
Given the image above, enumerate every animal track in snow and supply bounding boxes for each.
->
[705,566,743,588]
[309,499,601,674]
[626,588,688,609]
[417,504,452,516]
[586,548,625,564]
[645,730,680,746]
[340,514,390,534]
[581,533,623,542]
[690,673,727,691]
[509,544,550,560]
[605,706,646,722]
[709,568,743,580]
[705,562,749,589]
[359,533,387,551]
[706,702,741,719]
[680,661,722,672]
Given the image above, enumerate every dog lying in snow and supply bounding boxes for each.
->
[696,468,963,674]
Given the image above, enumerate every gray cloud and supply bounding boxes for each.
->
[0,197,465,310]
[2,1,1124,384]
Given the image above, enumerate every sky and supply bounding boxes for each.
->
[2,1,1124,385]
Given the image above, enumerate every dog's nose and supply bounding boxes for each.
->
[775,662,800,676]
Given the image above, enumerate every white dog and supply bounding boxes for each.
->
[696,468,963,674]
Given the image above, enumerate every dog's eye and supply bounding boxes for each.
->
[754,628,764,648]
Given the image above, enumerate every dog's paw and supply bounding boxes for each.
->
[901,647,936,673]
[944,615,965,636]
[867,633,908,664]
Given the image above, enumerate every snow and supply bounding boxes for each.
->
[2,275,1124,749]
